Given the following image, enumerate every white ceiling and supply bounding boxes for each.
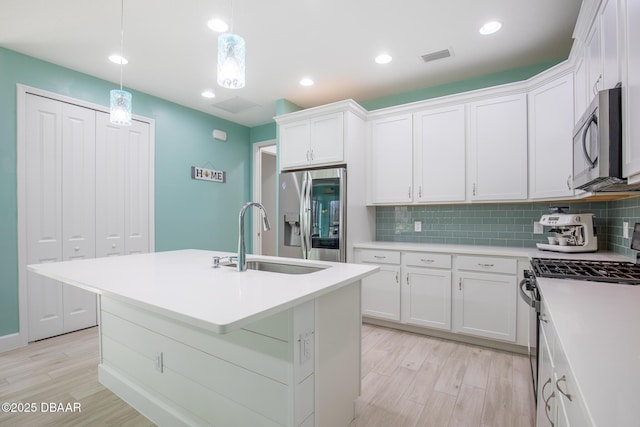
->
[0,0,582,128]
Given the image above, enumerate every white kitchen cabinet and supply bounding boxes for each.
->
[574,56,588,125]
[368,114,413,204]
[454,256,517,342]
[621,0,640,178]
[586,20,603,97]
[279,112,344,170]
[401,252,452,330]
[413,105,466,202]
[95,112,151,257]
[356,249,401,321]
[468,94,528,201]
[528,73,575,199]
[536,325,555,427]
[25,94,97,341]
[601,0,620,90]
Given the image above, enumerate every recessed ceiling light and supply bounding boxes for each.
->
[479,21,502,35]
[375,54,392,64]
[207,18,229,32]
[108,54,128,65]
[300,78,314,87]
[201,90,216,98]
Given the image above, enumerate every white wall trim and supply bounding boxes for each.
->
[12,84,156,353]
[252,140,276,255]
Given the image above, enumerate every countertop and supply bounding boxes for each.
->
[538,276,640,427]
[353,241,631,261]
[28,249,378,334]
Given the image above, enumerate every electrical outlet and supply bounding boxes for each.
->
[624,222,630,239]
[414,221,422,232]
[533,221,544,234]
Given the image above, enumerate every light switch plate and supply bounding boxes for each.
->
[414,221,422,232]
[624,222,630,239]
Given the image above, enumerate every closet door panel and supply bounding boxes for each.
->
[124,121,150,255]
[25,95,64,340]
[96,113,126,257]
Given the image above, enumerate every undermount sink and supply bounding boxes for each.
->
[223,260,327,275]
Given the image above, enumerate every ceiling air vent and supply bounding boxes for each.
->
[421,48,453,63]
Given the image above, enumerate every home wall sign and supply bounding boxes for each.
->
[191,166,226,183]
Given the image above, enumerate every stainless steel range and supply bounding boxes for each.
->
[530,257,640,285]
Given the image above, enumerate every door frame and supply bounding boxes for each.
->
[251,139,276,255]
[9,84,155,352]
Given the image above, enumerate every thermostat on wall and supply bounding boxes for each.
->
[213,129,227,141]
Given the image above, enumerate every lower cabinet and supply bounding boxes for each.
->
[356,248,520,345]
[537,300,591,427]
[356,250,401,321]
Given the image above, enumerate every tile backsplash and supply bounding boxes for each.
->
[376,197,640,258]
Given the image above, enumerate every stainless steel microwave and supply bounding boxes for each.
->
[572,86,623,192]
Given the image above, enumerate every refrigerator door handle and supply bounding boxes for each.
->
[300,172,311,259]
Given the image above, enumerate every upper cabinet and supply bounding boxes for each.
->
[621,0,640,178]
[468,94,528,201]
[413,105,466,203]
[368,114,413,204]
[528,73,575,199]
[276,100,367,171]
[279,112,344,169]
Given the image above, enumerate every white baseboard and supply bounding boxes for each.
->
[98,364,205,427]
[0,332,27,353]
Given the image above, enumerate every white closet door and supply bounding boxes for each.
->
[96,112,150,256]
[61,103,97,332]
[95,113,126,257]
[124,120,150,255]
[25,95,64,341]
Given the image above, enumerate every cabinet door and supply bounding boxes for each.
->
[601,0,620,90]
[468,94,528,201]
[537,328,556,427]
[279,120,310,170]
[621,0,640,177]
[361,265,400,321]
[574,56,588,124]
[401,267,451,330]
[586,21,603,96]
[414,105,466,202]
[309,113,344,166]
[369,114,413,203]
[529,74,575,199]
[454,272,517,342]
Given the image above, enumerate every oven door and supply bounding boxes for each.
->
[519,272,540,403]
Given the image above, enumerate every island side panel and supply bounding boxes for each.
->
[315,281,362,427]
[98,296,294,427]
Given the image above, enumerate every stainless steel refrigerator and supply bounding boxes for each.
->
[279,167,346,262]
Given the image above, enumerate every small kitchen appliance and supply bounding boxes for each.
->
[535,208,597,253]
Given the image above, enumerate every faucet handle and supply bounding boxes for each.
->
[212,256,221,268]
[212,255,237,268]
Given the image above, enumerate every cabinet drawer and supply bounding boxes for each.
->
[357,249,400,265]
[457,255,516,275]
[403,252,451,269]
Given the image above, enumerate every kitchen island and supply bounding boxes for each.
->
[28,249,378,427]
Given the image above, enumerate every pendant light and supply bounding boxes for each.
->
[217,1,245,89]
[110,0,132,125]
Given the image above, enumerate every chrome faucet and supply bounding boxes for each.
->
[237,202,271,272]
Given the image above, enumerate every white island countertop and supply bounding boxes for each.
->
[538,277,640,427]
[28,249,378,334]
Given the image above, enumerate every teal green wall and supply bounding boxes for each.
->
[360,59,564,111]
[250,122,276,143]
[0,47,252,336]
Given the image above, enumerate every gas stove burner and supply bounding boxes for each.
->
[531,258,640,285]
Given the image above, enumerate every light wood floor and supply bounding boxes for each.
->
[0,324,534,427]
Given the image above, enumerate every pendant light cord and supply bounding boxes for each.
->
[119,0,125,91]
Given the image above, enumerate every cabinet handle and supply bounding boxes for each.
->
[418,186,422,198]
[421,259,435,263]
[310,149,314,160]
[395,272,399,283]
[593,75,602,96]
[458,278,462,291]
[406,274,410,285]
[373,255,386,259]
[74,246,80,252]
[556,375,573,401]
[544,390,556,427]
[306,150,310,161]
[477,263,494,268]
[540,313,549,324]
[566,175,572,190]
[472,183,476,196]
[408,186,412,199]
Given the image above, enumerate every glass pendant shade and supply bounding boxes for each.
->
[217,33,246,89]
[110,89,132,125]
